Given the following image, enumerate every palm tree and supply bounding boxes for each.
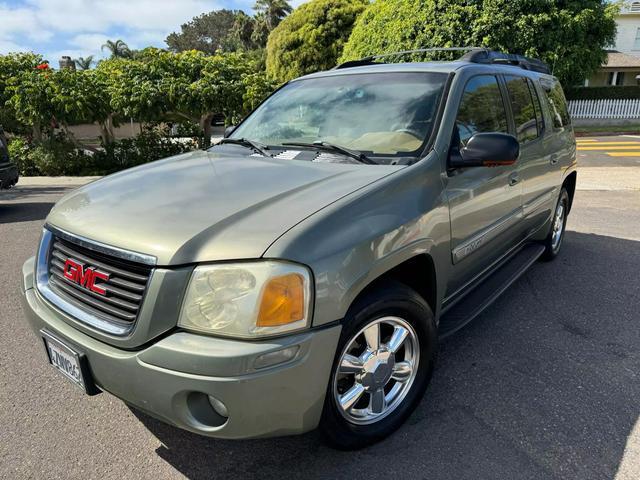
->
[253,0,292,31]
[101,39,132,59]
[74,56,94,70]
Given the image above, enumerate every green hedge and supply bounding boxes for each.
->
[564,86,640,101]
[8,128,199,176]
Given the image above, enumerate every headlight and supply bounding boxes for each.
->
[178,261,312,338]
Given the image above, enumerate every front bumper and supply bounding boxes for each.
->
[20,256,341,439]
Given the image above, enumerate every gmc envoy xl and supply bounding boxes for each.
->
[20,48,576,449]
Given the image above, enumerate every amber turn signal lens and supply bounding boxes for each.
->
[257,273,305,327]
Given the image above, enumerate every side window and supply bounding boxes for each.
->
[541,79,571,130]
[504,75,539,143]
[526,78,545,135]
[454,75,508,147]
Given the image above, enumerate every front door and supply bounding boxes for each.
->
[444,74,523,298]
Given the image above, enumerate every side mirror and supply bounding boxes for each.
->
[449,133,519,168]
[224,125,237,138]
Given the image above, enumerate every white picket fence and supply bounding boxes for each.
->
[568,99,640,119]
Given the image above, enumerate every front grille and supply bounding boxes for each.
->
[47,236,152,326]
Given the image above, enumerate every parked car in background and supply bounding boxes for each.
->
[0,126,19,189]
[20,48,576,449]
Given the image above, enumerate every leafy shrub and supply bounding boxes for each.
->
[8,128,198,176]
[93,128,198,174]
[266,0,368,83]
[341,0,618,87]
[8,136,38,176]
[170,121,204,138]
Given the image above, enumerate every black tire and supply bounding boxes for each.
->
[541,187,569,261]
[319,280,437,450]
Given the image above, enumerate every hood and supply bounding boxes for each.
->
[47,150,400,265]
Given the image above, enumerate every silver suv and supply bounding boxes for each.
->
[20,49,576,449]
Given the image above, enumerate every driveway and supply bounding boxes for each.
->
[1,148,639,480]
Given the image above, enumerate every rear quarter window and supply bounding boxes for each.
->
[540,78,571,130]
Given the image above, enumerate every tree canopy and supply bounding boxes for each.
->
[0,53,46,135]
[74,56,94,70]
[266,0,368,83]
[254,0,293,31]
[166,9,253,53]
[0,49,274,147]
[101,39,132,59]
[341,0,618,86]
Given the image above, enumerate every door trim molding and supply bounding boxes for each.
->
[523,187,557,217]
[452,207,523,264]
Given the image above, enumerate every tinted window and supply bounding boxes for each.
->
[505,75,539,143]
[541,79,571,130]
[455,75,508,146]
[527,78,544,135]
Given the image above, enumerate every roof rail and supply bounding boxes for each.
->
[334,47,485,70]
[460,50,550,74]
[334,47,551,75]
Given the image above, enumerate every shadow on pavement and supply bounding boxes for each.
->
[0,202,55,224]
[0,185,71,200]
[0,185,77,224]
[107,231,640,479]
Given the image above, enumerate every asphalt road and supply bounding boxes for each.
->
[1,146,639,480]
[577,135,640,167]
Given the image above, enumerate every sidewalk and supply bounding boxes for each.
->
[577,167,640,191]
[16,176,100,187]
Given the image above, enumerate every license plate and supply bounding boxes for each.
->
[41,330,97,394]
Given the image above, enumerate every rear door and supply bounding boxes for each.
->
[503,75,554,231]
[445,74,523,296]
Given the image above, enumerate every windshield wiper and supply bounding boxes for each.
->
[282,141,377,165]
[217,138,270,157]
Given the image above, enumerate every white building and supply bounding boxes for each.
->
[614,1,640,56]
[585,2,640,86]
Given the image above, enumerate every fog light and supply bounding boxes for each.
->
[254,345,299,369]
[208,395,228,418]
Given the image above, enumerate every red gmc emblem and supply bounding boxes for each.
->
[62,259,110,296]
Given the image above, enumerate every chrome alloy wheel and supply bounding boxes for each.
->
[551,200,566,250]
[333,316,420,425]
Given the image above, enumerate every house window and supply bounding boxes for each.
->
[635,27,640,49]
[631,2,640,13]
[607,72,625,86]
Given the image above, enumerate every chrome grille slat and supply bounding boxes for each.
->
[52,242,149,283]
[49,269,140,312]
[49,276,137,322]
[46,235,152,328]
[50,258,143,302]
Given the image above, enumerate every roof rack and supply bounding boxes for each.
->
[334,47,484,70]
[334,47,551,74]
[460,49,550,74]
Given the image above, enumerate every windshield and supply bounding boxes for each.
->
[231,72,447,157]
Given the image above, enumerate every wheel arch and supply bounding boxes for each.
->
[346,254,438,321]
[563,171,577,212]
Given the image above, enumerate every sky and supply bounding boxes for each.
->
[0,0,307,64]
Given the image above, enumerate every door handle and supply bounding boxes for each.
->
[508,173,520,186]
[550,154,559,165]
